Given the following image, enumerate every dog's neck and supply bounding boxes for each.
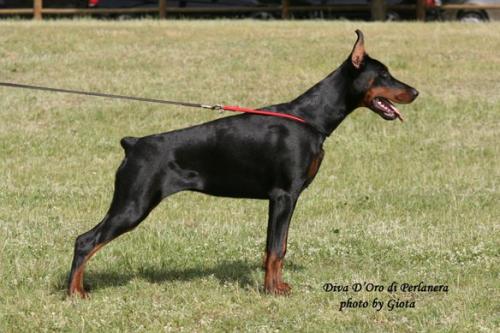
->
[267,61,357,137]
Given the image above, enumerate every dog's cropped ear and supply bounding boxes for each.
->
[350,30,365,69]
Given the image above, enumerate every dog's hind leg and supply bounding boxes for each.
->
[67,157,169,298]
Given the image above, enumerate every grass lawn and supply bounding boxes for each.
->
[0,20,498,332]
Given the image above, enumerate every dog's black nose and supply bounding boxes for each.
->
[411,88,419,98]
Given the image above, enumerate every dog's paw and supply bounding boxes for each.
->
[68,286,89,299]
[275,282,292,295]
[265,282,292,296]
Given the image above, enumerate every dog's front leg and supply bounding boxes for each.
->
[264,189,298,295]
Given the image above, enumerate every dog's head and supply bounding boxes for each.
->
[348,30,418,121]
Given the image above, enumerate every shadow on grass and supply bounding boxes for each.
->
[139,260,258,287]
[55,260,304,294]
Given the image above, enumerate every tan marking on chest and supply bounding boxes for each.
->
[307,149,325,180]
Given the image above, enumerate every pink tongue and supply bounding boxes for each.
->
[394,108,404,122]
[388,103,404,122]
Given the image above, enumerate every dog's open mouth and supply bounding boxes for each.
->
[371,97,403,122]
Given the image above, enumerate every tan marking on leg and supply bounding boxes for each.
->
[264,253,291,295]
[68,243,106,298]
[280,230,289,269]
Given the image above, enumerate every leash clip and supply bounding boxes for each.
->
[201,104,224,113]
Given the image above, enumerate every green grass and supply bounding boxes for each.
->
[0,20,499,332]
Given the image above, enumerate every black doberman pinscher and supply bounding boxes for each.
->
[68,30,418,297]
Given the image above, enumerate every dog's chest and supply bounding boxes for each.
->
[304,149,325,187]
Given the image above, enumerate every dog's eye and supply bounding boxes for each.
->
[380,71,390,79]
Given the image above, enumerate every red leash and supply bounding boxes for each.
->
[0,81,307,124]
[215,105,305,124]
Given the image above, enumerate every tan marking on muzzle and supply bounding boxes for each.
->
[362,86,414,106]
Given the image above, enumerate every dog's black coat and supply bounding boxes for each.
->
[68,30,418,296]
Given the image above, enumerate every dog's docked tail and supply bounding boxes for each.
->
[120,136,139,154]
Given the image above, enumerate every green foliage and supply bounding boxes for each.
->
[0,20,498,332]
